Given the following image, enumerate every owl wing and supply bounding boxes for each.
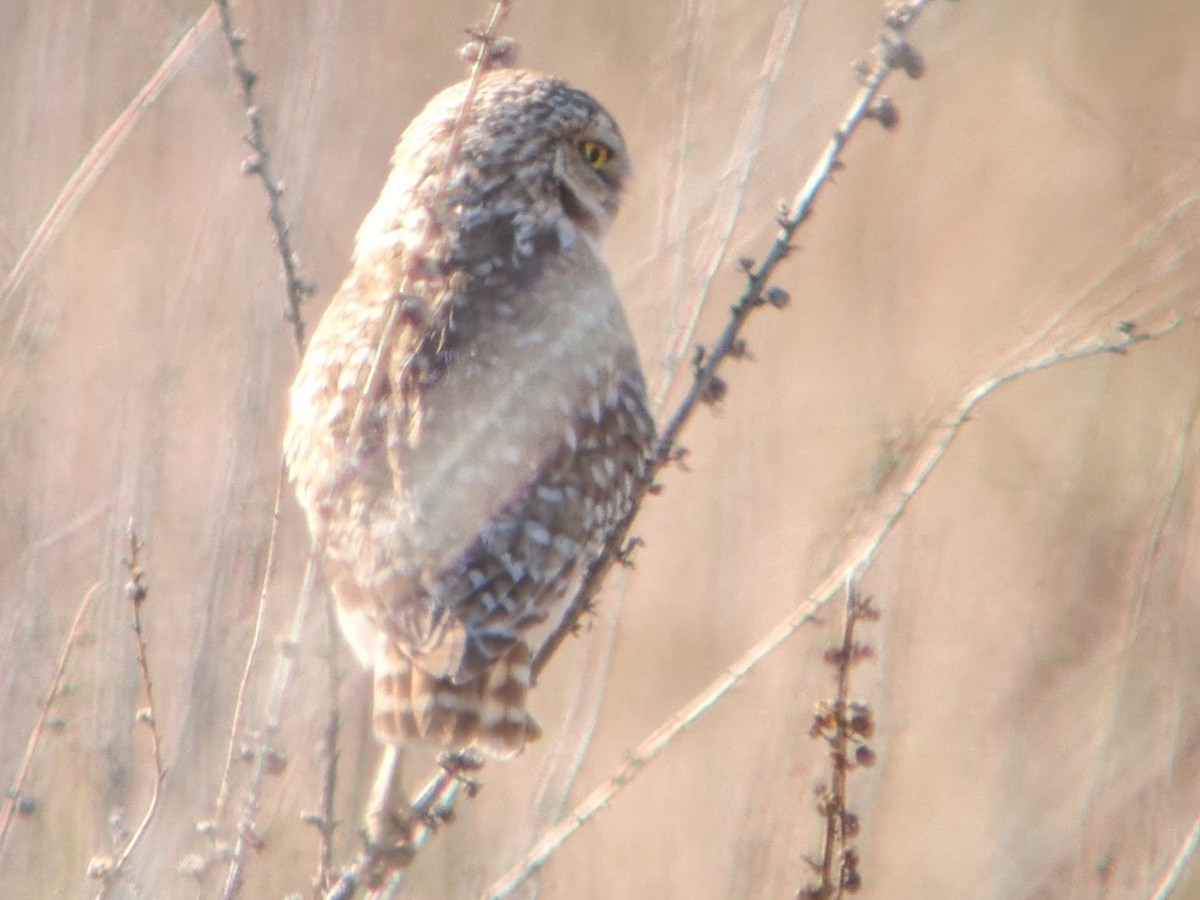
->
[380,241,655,685]
[284,265,433,670]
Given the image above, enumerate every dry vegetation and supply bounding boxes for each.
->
[3,1,1200,898]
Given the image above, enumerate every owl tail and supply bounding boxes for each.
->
[372,634,542,756]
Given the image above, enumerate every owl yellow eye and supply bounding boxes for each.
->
[578,139,612,169]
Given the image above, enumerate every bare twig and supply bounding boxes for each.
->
[209,462,289,832]
[220,557,315,900]
[813,313,1192,613]
[91,526,167,898]
[521,1,805,857]
[341,0,514,448]
[0,581,101,855]
[213,0,313,354]
[302,580,343,895]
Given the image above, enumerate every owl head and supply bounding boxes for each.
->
[449,68,630,237]
[358,69,630,277]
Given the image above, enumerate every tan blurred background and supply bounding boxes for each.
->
[3,0,1200,897]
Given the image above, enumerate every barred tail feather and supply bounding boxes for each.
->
[372,634,541,756]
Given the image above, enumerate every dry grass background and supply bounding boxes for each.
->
[3,0,1200,897]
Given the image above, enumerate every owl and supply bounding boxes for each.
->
[285,69,654,774]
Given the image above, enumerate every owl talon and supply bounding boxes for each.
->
[437,747,485,773]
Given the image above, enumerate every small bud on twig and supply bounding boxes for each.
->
[699,375,728,406]
[866,96,899,130]
[766,286,791,309]
[881,38,924,78]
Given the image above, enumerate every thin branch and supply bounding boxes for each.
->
[92,527,167,898]
[302,582,343,895]
[817,314,1194,611]
[209,461,289,832]
[341,0,514,447]
[439,2,514,204]
[321,753,479,900]
[213,0,313,355]
[220,557,316,900]
[510,0,799,864]
[0,581,101,855]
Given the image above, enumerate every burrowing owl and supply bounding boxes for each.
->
[285,70,654,766]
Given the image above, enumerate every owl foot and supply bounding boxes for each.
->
[362,743,417,876]
[363,806,417,873]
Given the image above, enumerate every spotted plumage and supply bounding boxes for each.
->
[285,69,654,757]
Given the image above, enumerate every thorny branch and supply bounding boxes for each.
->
[90,526,167,898]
